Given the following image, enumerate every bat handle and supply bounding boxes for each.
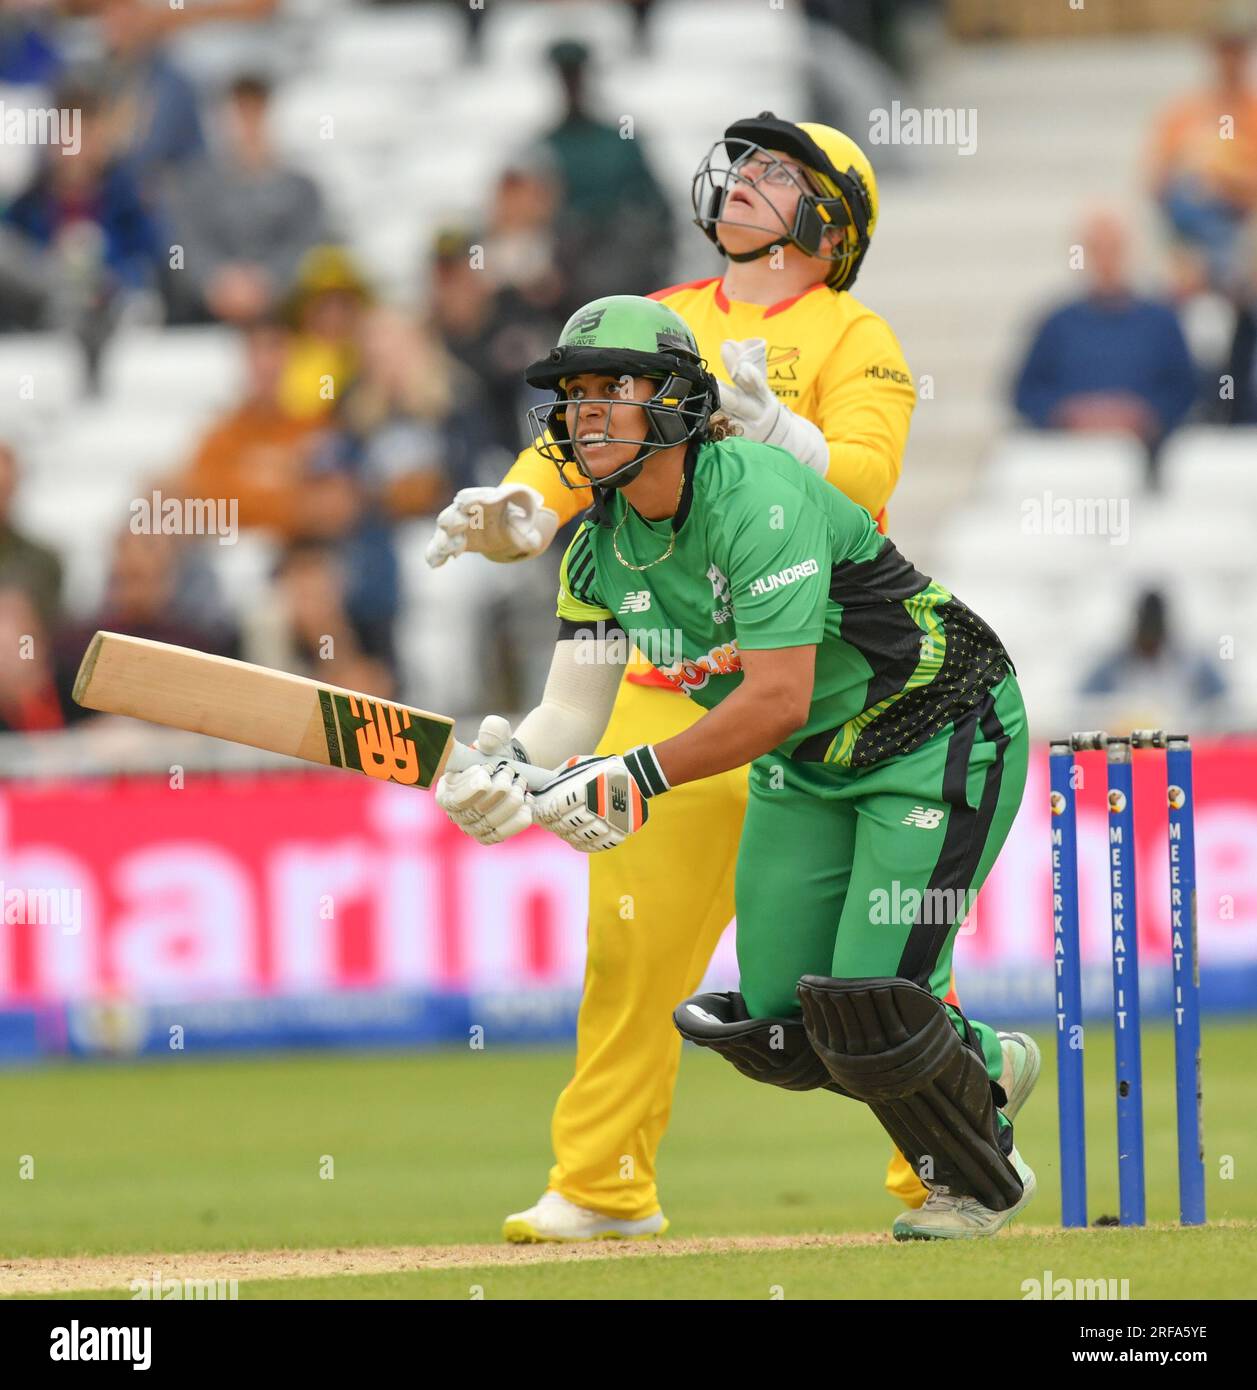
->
[445,739,554,793]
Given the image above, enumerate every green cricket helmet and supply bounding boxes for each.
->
[525,295,720,491]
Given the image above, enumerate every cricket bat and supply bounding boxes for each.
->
[72,631,552,792]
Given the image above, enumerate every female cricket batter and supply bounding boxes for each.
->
[428,117,1032,1241]
[436,296,1039,1240]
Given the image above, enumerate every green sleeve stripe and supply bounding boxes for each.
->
[557,525,612,622]
[567,548,598,599]
[558,528,588,593]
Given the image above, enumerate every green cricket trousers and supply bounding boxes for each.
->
[735,672,1029,1085]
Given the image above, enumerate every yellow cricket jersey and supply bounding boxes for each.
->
[506,275,915,681]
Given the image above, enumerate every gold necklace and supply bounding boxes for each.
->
[612,468,686,572]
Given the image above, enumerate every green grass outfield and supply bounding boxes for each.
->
[2,1018,1254,1299]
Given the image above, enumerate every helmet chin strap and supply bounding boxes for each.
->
[582,446,646,526]
[575,438,649,494]
[719,234,786,264]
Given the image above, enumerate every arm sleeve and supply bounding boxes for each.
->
[811,313,915,521]
[514,637,625,767]
[503,436,594,529]
[721,480,836,650]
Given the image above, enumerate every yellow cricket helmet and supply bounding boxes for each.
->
[691,112,878,292]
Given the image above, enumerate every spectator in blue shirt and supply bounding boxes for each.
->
[1012,211,1198,480]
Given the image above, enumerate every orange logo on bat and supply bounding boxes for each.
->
[349,696,421,785]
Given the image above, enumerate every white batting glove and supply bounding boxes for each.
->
[718,338,830,476]
[425,484,559,568]
[435,716,534,845]
[532,746,666,853]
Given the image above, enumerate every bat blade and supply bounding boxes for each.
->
[73,631,456,790]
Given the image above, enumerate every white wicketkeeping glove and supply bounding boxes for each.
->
[718,338,830,476]
[435,716,534,845]
[532,751,658,853]
[425,484,559,567]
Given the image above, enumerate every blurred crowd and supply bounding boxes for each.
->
[1012,3,1257,455]
[1005,1,1257,732]
[0,0,686,733]
[0,0,1252,741]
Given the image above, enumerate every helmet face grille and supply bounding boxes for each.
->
[690,127,873,290]
[526,373,715,492]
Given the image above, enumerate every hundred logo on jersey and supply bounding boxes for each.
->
[660,640,743,693]
[748,558,820,597]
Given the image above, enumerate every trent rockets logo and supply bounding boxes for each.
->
[767,345,800,381]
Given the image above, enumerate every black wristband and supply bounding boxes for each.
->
[623,744,671,798]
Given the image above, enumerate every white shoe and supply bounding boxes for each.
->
[891,1146,1037,1241]
[997,1031,1041,1120]
[502,1190,669,1244]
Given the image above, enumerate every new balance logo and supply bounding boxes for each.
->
[619,591,652,614]
[902,806,944,829]
[748,558,819,597]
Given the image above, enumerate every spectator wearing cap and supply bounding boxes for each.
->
[278,245,372,423]
[535,39,674,309]
[1012,210,1198,480]
[165,74,332,326]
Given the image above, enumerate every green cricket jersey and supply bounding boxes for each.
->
[556,436,1012,769]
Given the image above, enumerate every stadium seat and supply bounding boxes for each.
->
[0,334,87,420]
[309,4,466,83]
[481,1,636,69]
[207,531,281,613]
[26,404,211,483]
[652,0,806,69]
[1159,427,1257,511]
[1117,499,1257,592]
[983,431,1148,503]
[97,328,244,414]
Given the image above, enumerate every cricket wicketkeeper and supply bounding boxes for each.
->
[435,293,1041,1240]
